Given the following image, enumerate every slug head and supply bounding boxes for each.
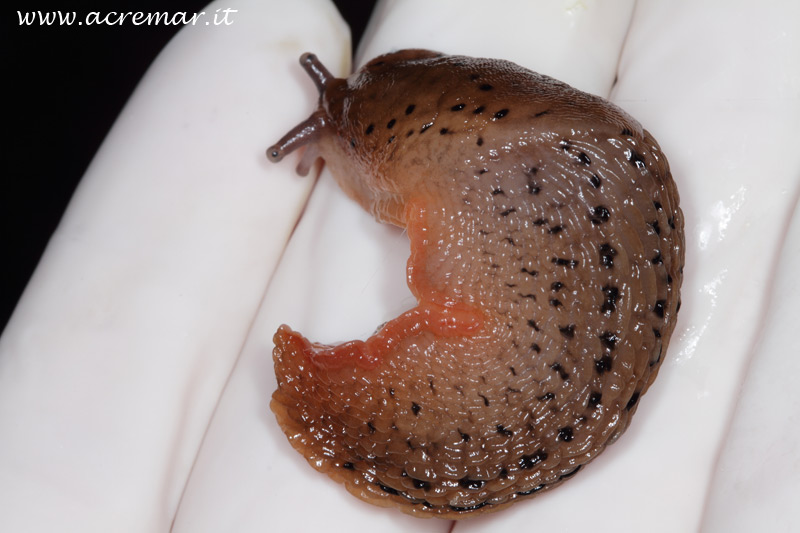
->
[266,51,448,226]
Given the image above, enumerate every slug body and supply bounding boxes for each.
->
[267,50,684,518]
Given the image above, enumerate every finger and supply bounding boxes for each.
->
[0,1,347,531]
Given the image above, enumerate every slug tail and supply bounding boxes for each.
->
[269,200,490,517]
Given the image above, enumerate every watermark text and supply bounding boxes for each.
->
[17,9,237,27]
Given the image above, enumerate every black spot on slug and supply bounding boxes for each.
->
[627,149,646,169]
[493,108,509,119]
[599,243,617,268]
[405,104,415,115]
[479,84,493,91]
[601,285,620,314]
[557,427,574,442]
[589,173,602,188]
[477,137,484,146]
[651,346,664,367]
[473,105,486,114]
[652,252,663,265]
[551,281,564,291]
[558,325,576,338]
[367,421,376,433]
[420,122,433,133]
[621,127,634,136]
[451,103,466,111]
[538,392,555,401]
[599,331,619,350]
[527,320,540,331]
[552,257,579,268]
[578,152,591,165]
[450,502,489,512]
[521,267,538,277]
[649,220,661,235]
[550,363,569,380]
[534,110,549,118]
[411,402,421,416]
[519,449,548,469]
[500,208,516,217]
[496,425,513,438]
[412,478,430,490]
[365,124,374,135]
[626,391,641,410]
[342,462,355,470]
[595,355,612,374]
[460,430,471,442]
[386,118,396,129]
[550,298,562,307]
[653,300,666,318]
[378,483,400,496]
[559,465,582,480]
[479,394,490,406]
[591,205,611,224]
[588,391,602,408]
[516,484,545,497]
[387,135,395,144]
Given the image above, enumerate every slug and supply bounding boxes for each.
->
[266,50,684,519]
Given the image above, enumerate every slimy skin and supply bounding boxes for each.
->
[266,50,684,519]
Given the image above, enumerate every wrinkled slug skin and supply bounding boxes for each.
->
[267,50,684,518]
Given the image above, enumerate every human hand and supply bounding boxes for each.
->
[2,1,797,532]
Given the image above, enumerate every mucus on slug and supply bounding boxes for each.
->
[266,50,684,519]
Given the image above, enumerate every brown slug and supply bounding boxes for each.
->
[266,50,684,519]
